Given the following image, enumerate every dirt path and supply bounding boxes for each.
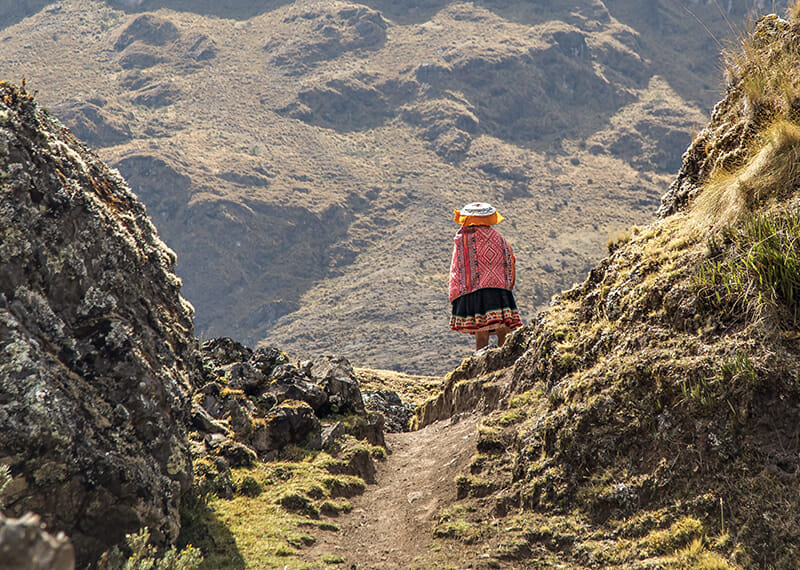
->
[304,413,479,569]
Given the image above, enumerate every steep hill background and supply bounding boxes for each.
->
[0,0,787,374]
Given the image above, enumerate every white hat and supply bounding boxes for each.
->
[459,202,496,217]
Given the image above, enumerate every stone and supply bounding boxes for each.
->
[268,364,328,412]
[218,361,266,395]
[0,82,194,566]
[201,337,253,369]
[191,401,229,435]
[249,346,288,377]
[363,389,415,432]
[215,440,257,468]
[326,446,377,484]
[248,400,321,454]
[308,356,365,414]
[320,422,346,449]
[0,512,75,570]
[344,412,386,448]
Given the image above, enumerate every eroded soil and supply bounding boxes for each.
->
[304,414,479,569]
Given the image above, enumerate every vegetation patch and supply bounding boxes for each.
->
[180,447,369,569]
[694,209,800,326]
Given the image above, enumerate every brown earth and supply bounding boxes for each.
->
[302,414,479,569]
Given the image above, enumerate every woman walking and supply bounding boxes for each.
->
[449,202,522,353]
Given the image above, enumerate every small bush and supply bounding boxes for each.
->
[641,517,704,556]
[98,527,203,570]
[235,474,263,497]
[607,230,631,253]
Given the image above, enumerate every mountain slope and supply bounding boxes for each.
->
[404,10,800,567]
[0,0,759,374]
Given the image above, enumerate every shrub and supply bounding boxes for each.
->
[98,527,203,570]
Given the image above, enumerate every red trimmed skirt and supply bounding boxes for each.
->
[450,287,522,334]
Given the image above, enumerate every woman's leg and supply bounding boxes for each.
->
[475,330,490,351]
[496,325,510,347]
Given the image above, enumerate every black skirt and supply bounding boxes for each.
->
[450,287,522,334]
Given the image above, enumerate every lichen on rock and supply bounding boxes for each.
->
[0,81,196,566]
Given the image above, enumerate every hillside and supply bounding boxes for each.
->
[397,9,800,567]
[0,0,771,374]
[4,3,800,569]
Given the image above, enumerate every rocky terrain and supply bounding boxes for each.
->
[5,1,800,569]
[0,0,771,374]
[0,81,196,566]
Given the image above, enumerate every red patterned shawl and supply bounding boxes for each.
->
[449,225,515,302]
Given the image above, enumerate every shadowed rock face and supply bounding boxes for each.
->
[0,83,196,566]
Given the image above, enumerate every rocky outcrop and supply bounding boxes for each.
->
[192,339,387,464]
[0,513,75,570]
[0,83,195,566]
[659,14,789,216]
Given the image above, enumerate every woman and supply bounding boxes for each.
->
[449,202,523,353]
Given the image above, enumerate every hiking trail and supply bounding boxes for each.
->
[303,413,479,568]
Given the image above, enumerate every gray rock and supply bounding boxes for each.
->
[215,440,257,468]
[308,355,365,414]
[320,422,346,449]
[268,364,328,412]
[248,400,321,454]
[218,361,266,395]
[249,346,287,377]
[201,337,253,369]
[363,389,415,432]
[191,402,229,435]
[0,83,194,566]
[0,512,75,570]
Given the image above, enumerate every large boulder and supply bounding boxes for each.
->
[248,400,322,455]
[0,83,196,566]
[268,363,329,412]
[306,355,365,414]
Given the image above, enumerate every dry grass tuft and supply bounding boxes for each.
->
[691,119,800,230]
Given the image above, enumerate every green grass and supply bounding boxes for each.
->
[180,449,369,569]
[694,209,800,327]
[99,528,203,570]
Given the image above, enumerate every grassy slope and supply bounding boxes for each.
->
[0,0,724,374]
[412,10,800,568]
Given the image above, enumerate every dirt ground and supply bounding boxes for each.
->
[303,414,479,569]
